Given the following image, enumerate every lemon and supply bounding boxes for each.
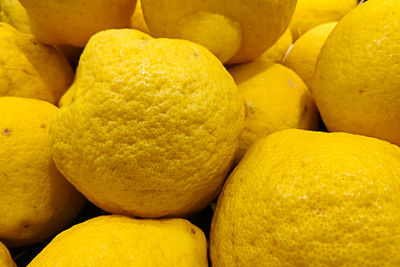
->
[141,0,297,64]
[0,1,84,66]
[0,0,30,33]
[291,0,357,40]
[283,22,337,88]
[29,215,208,267]
[19,0,137,47]
[130,0,150,35]
[0,23,73,104]
[0,97,85,247]
[50,29,244,218]
[260,28,293,63]
[0,242,15,267]
[314,0,400,146]
[229,61,319,160]
[211,129,400,266]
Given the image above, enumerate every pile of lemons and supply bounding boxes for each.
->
[1,0,400,266]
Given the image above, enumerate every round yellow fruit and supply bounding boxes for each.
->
[260,28,293,63]
[0,23,73,104]
[229,61,319,160]
[291,0,357,40]
[29,215,208,267]
[50,29,244,218]
[314,0,400,146]
[0,2,84,67]
[211,129,400,266]
[0,242,15,267]
[19,0,137,47]
[0,0,30,33]
[283,22,337,88]
[141,0,297,64]
[130,0,150,35]
[0,97,85,247]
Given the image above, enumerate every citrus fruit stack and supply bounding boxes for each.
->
[1,0,400,266]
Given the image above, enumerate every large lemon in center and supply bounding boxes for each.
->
[50,29,244,218]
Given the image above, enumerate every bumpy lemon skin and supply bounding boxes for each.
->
[211,129,400,266]
[0,97,85,248]
[50,29,244,218]
[313,0,400,146]
[29,215,208,267]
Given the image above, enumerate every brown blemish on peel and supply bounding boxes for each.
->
[22,69,36,76]
[2,128,12,136]
[191,228,196,234]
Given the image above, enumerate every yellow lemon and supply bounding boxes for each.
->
[141,0,297,64]
[291,0,357,40]
[0,23,73,104]
[29,215,208,267]
[0,242,15,267]
[313,0,400,146]
[229,61,319,160]
[259,28,293,63]
[283,22,337,88]
[0,0,30,33]
[0,97,85,247]
[50,29,244,218]
[0,1,84,67]
[130,0,150,35]
[19,0,137,47]
[211,129,400,266]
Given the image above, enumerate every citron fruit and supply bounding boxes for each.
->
[0,23,73,104]
[260,28,293,63]
[0,0,30,33]
[0,97,85,247]
[19,0,137,47]
[0,242,15,267]
[291,0,357,40]
[130,0,150,35]
[211,129,400,266]
[141,0,297,64]
[50,29,244,218]
[29,215,208,267]
[313,0,400,146]
[229,61,319,159]
[283,22,337,88]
